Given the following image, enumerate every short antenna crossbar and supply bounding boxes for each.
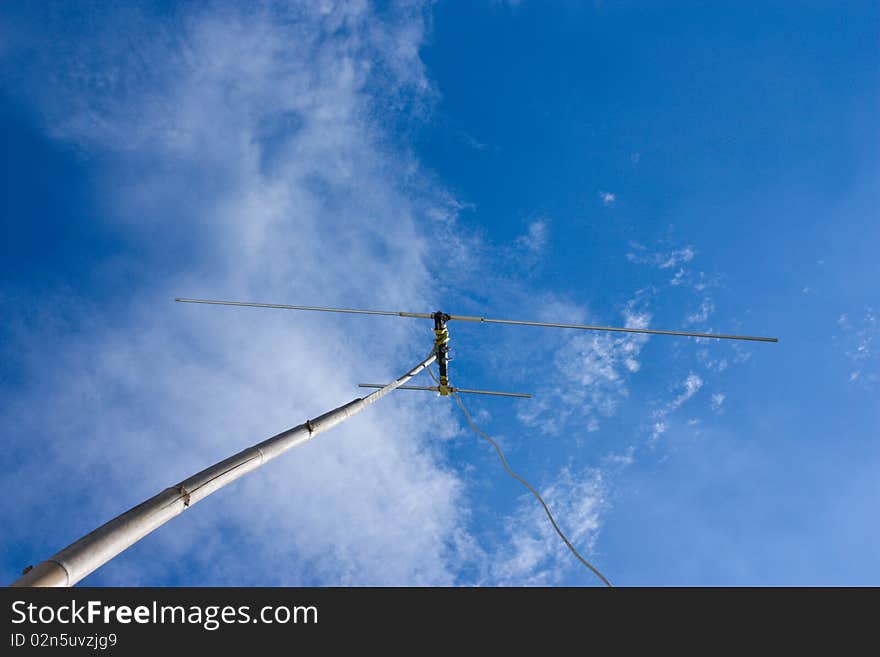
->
[358,384,531,398]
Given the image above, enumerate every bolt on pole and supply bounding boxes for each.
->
[11,353,437,587]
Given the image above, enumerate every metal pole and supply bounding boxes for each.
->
[11,353,437,587]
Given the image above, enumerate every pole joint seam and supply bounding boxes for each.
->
[177,485,192,508]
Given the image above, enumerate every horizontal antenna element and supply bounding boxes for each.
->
[447,315,777,342]
[359,384,532,398]
[175,298,778,343]
[174,298,432,319]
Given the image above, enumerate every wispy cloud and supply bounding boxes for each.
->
[649,373,704,442]
[627,243,695,270]
[837,309,878,386]
[604,445,635,467]
[686,298,716,325]
[514,219,550,261]
[489,467,606,585]
[675,373,705,409]
[626,241,716,292]
[599,191,617,207]
[518,301,652,435]
[0,1,477,586]
[697,348,729,372]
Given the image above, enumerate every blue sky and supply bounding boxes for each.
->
[1,1,878,586]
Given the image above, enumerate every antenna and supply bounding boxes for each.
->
[14,296,777,587]
[175,297,776,402]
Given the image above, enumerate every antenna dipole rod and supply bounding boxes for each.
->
[175,297,432,319]
[448,315,778,343]
[11,353,437,587]
[175,297,777,343]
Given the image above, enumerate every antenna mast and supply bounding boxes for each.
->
[12,296,776,586]
[12,354,436,587]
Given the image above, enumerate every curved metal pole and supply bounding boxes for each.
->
[11,353,436,587]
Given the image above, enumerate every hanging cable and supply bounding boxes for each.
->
[428,365,612,587]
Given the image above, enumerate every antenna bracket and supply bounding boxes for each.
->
[432,311,452,395]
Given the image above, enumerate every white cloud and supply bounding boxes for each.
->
[647,373,703,444]
[650,420,669,442]
[626,241,716,292]
[837,308,878,387]
[731,341,753,364]
[518,300,652,435]
[604,446,635,467]
[0,1,479,586]
[672,373,704,411]
[686,298,715,325]
[515,219,549,257]
[460,131,488,151]
[489,467,606,585]
[710,392,726,411]
[626,245,695,270]
[599,191,616,207]
[697,348,729,372]
[661,247,695,269]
